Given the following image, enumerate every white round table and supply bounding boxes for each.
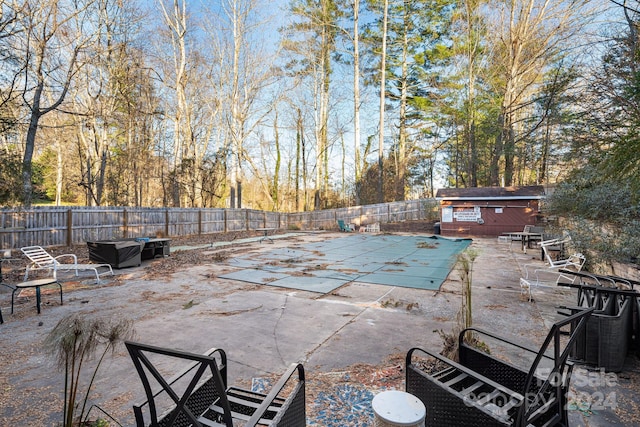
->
[371,390,426,427]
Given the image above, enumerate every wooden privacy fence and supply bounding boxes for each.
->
[0,199,438,249]
[286,199,438,230]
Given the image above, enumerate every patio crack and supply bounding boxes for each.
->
[272,293,291,366]
[302,287,396,363]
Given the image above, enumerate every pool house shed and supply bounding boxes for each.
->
[435,186,546,237]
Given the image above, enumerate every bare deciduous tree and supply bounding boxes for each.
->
[204,0,280,209]
[486,0,593,186]
[378,0,388,203]
[12,0,98,206]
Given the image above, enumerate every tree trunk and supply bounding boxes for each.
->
[503,120,515,186]
[489,112,505,186]
[467,3,478,187]
[353,0,361,205]
[95,148,107,205]
[56,144,63,206]
[272,110,281,211]
[378,0,389,204]
[296,109,302,212]
[302,121,308,211]
[316,0,333,210]
[22,110,41,206]
[22,49,46,207]
[397,1,409,200]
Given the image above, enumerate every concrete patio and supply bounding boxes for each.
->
[1,231,638,426]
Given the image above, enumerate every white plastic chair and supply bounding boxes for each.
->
[21,245,113,284]
[365,222,380,233]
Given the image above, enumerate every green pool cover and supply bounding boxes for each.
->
[219,234,472,294]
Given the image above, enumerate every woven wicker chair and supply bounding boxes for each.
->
[125,341,305,427]
[406,308,593,427]
[564,296,632,372]
[557,270,638,372]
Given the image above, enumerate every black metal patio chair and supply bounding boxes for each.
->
[125,341,305,427]
[406,307,593,427]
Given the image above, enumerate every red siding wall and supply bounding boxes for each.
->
[439,200,539,237]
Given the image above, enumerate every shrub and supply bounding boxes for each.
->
[45,313,135,427]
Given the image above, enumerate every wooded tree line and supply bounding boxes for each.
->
[0,0,636,211]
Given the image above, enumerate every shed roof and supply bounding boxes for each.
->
[436,186,545,200]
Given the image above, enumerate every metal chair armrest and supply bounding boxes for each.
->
[246,363,305,426]
[54,253,78,264]
[459,327,546,359]
[406,347,524,400]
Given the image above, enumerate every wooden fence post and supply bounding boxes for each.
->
[123,208,128,239]
[165,209,170,237]
[198,209,202,235]
[245,209,250,231]
[224,209,228,233]
[66,209,73,247]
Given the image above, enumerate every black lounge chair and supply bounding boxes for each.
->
[125,341,305,427]
[406,308,593,427]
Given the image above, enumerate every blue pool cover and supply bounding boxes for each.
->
[219,234,472,294]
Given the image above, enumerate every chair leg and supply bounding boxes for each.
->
[11,288,17,314]
[520,278,532,301]
[35,286,42,314]
[57,281,63,306]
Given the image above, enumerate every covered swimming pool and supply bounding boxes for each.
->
[219,234,472,293]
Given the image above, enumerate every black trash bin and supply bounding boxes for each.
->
[433,222,441,235]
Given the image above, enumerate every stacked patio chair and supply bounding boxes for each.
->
[558,269,638,372]
[520,235,585,300]
[528,236,586,284]
[406,308,593,426]
[364,222,380,233]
